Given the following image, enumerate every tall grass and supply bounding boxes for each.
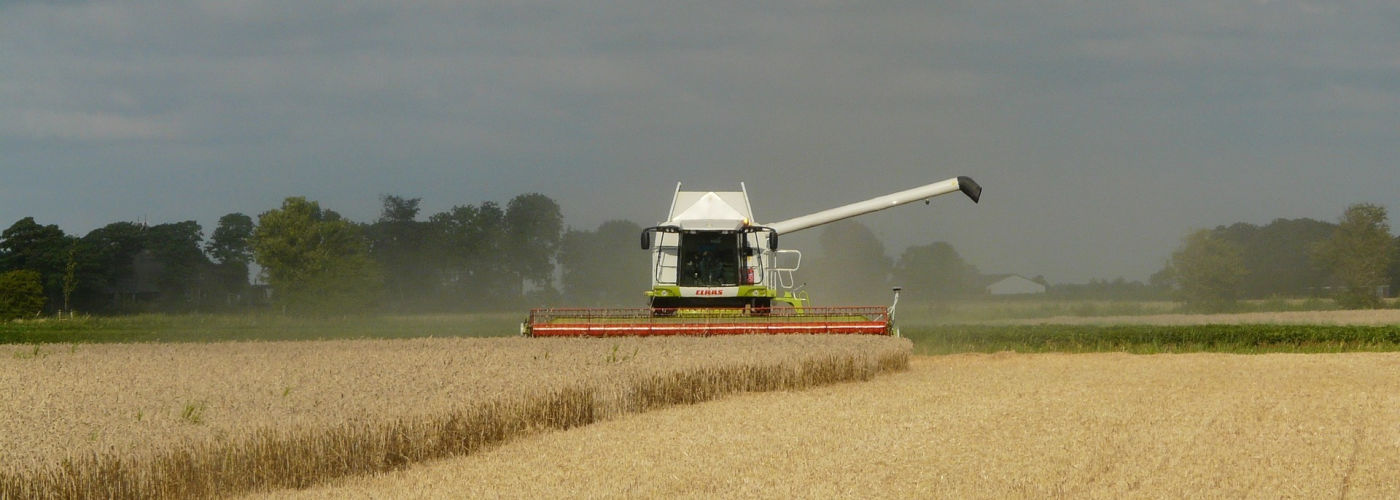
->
[0,337,908,499]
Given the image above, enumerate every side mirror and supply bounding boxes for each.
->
[768,231,779,251]
[640,229,652,250]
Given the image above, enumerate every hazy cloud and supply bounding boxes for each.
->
[3,0,1398,282]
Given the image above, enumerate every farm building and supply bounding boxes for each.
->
[985,275,1047,296]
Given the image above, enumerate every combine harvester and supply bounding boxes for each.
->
[523,176,982,337]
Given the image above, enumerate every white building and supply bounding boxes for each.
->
[985,275,1047,296]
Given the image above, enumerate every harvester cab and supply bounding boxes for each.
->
[639,183,801,311]
[523,176,982,337]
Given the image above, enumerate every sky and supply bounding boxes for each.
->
[2,0,1398,284]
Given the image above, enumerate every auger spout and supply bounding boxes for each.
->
[765,176,980,235]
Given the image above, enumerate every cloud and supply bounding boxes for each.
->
[10,110,181,141]
[1,0,1398,282]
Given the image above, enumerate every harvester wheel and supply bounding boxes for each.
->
[748,298,772,315]
[650,298,678,317]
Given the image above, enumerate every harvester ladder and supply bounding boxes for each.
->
[652,232,680,285]
[655,255,678,284]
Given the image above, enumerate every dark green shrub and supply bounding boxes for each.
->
[0,270,46,320]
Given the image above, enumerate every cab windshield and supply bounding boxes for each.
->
[678,231,739,287]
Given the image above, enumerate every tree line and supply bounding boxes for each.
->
[1158,203,1400,311]
[793,204,1400,310]
[0,193,647,318]
[6,194,1391,319]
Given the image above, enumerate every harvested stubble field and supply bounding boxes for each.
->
[0,335,910,499]
[267,352,1400,498]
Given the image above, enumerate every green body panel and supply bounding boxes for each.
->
[645,285,808,312]
[645,285,773,298]
[644,286,681,298]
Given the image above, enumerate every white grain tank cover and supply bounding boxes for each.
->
[666,191,754,231]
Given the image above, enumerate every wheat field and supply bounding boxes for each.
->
[0,335,910,499]
[266,352,1400,498]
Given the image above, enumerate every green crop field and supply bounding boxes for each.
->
[902,323,1400,355]
[0,313,523,344]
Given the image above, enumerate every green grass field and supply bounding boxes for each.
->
[5,310,1400,355]
[0,313,523,344]
[895,296,1397,323]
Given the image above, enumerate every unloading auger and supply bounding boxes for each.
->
[523,176,981,337]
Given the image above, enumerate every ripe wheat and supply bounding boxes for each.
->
[273,351,1400,498]
[0,335,909,499]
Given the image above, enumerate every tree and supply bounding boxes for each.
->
[1166,229,1247,312]
[503,193,563,296]
[74,221,213,312]
[0,270,46,320]
[1212,218,1335,298]
[206,213,255,305]
[144,221,213,309]
[805,220,893,305]
[207,214,254,267]
[252,197,382,314]
[75,222,150,312]
[81,221,146,286]
[1153,217,1338,300]
[427,202,513,310]
[0,217,74,312]
[366,195,435,311]
[1312,203,1395,308]
[558,220,650,306]
[0,218,68,271]
[891,242,979,299]
[1148,264,1176,292]
[379,195,421,223]
[1390,235,1400,299]
[207,213,255,266]
[61,246,77,315]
